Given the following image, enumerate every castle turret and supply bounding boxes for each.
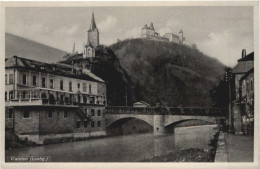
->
[88,12,99,47]
[72,42,75,55]
[179,29,183,44]
[149,22,155,31]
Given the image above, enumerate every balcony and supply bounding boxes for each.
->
[5,89,105,107]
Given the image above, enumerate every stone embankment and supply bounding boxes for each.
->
[214,131,228,162]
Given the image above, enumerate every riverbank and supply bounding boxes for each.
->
[142,131,219,162]
[5,130,106,150]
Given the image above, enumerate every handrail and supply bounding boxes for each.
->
[104,106,227,116]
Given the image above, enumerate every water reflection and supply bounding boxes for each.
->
[6,125,218,162]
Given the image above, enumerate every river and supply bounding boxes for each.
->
[6,125,219,162]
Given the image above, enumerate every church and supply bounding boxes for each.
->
[77,12,100,59]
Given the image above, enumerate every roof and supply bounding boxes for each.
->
[238,52,254,61]
[149,22,155,30]
[86,41,94,48]
[5,56,105,83]
[142,24,148,30]
[88,12,98,32]
[232,52,254,74]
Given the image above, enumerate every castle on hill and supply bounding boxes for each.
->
[141,22,186,44]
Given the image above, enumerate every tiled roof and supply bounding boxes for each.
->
[5,56,104,83]
[232,52,254,74]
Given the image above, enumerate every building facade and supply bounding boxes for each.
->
[239,68,254,135]
[5,56,107,144]
[231,50,254,134]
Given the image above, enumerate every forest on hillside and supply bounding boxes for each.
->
[110,38,227,107]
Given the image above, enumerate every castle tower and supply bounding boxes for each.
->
[179,29,183,44]
[88,12,99,47]
[72,42,75,55]
[149,22,155,36]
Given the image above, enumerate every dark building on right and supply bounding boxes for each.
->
[231,49,254,135]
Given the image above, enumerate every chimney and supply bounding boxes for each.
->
[14,55,18,65]
[242,49,246,58]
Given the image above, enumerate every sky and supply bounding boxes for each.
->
[6,6,254,67]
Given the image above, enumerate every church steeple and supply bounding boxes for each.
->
[89,12,98,31]
[87,12,99,48]
[72,42,75,54]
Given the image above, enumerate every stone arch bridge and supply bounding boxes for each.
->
[104,106,227,134]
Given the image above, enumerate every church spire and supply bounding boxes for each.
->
[89,12,98,31]
[72,42,75,54]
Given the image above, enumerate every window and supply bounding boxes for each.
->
[69,81,72,91]
[84,121,88,128]
[24,111,29,118]
[83,96,87,103]
[78,95,81,103]
[76,121,81,128]
[77,83,80,89]
[97,110,101,116]
[97,121,101,127]
[64,110,68,118]
[8,108,14,119]
[83,83,87,92]
[60,80,63,90]
[57,110,60,117]
[23,74,27,85]
[91,121,95,128]
[5,75,7,84]
[33,76,37,86]
[9,91,14,100]
[48,111,53,118]
[60,95,64,102]
[5,92,7,101]
[91,109,95,116]
[89,84,92,93]
[85,109,88,115]
[42,77,46,87]
[50,79,54,89]
[9,74,14,84]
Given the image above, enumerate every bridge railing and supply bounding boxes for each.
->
[105,106,227,116]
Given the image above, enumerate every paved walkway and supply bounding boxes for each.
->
[215,132,254,162]
[225,133,254,162]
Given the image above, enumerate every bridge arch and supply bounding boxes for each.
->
[106,117,153,128]
[106,116,153,136]
[163,115,217,127]
[105,114,154,128]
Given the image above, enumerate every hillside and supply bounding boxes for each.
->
[60,45,132,106]
[110,38,226,107]
[5,33,67,63]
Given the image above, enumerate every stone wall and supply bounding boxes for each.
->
[5,107,14,129]
[39,108,76,134]
[14,107,39,134]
